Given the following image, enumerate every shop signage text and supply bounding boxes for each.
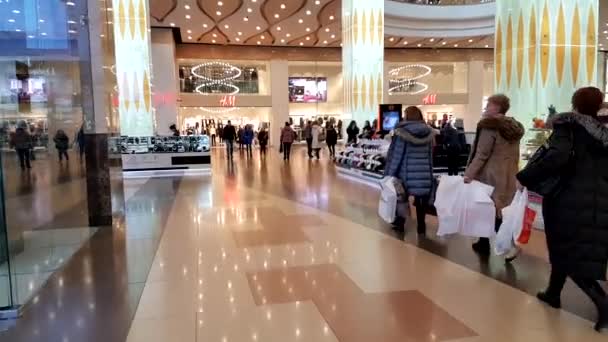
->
[422,94,437,105]
[219,95,237,107]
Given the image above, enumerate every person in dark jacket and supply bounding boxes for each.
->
[237,126,245,150]
[441,118,466,175]
[223,121,237,159]
[76,125,85,161]
[169,124,180,137]
[385,106,434,234]
[53,129,70,162]
[243,125,254,157]
[280,122,297,161]
[346,121,359,144]
[516,87,608,332]
[10,121,32,170]
[325,123,338,159]
[360,120,374,139]
[303,121,313,159]
[257,128,269,156]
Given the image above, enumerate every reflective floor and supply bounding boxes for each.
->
[1,146,607,341]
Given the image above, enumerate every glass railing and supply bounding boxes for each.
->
[390,0,494,5]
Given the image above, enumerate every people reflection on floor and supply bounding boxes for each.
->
[257,127,269,157]
[76,125,85,161]
[326,122,338,160]
[346,120,359,144]
[464,94,524,258]
[10,120,33,170]
[304,121,313,159]
[280,122,297,161]
[311,119,325,160]
[385,106,435,235]
[54,130,70,162]
[516,87,608,332]
[223,120,237,160]
[243,125,254,157]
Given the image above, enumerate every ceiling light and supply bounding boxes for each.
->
[442,41,447,45]
[298,19,303,24]
[306,27,310,32]
[280,4,286,9]
[340,43,343,47]
[485,45,489,48]
[454,44,459,47]
[323,40,328,44]
[40,19,46,23]
[281,39,285,43]
[257,41,261,45]
[403,41,408,45]
[286,33,291,37]
[224,24,229,29]
[243,17,248,21]
[41,32,47,36]
[218,1,223,6]
[306,10,312,15]
[325,28,330,32]
[252,0,257,2]
[261,35,265,39]
[12,10,20,14]
[315,0,321,4]
[216,11,221,16]
[187,29,192,33]
[429,38,435,42]
[188,36,193,40]
[185,4,190,10]
[256,26,261,30]
[67,20,76,24]
[604,30,608,34]
[468,39,473,43]
[16,29,23,32]
[27,35,35,39]
[247,8,253,13]
[186,14,191,19]
[212,33,217,37]
[274,14,279,18]
[212,39,216,43]
[277,26,282,31]
[329,15,334,20]
[300,42,304,46]
[331,34,335,39]
[235,37,240,42]
[203,24,208,28]
[237,32,242,36]
[417,43,422,47]
[170,22,175,27]
[306,37,310,40]
[389,37,394,42]
[8,19,15,23]
[66,1,75,6]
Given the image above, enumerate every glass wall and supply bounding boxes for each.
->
[0,0,98,307]
[178,59,271,95]
[385,61,469,95]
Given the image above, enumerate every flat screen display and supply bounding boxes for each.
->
[288,77,327,103]
[382,111,401,131]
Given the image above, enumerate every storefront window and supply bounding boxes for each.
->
[178,59,270,95]
[0,0,98,307]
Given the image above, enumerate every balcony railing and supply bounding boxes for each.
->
[390,0,494,5]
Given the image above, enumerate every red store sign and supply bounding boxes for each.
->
[422,94,437,105]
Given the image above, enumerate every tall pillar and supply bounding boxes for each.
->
[465,60,485,131]
[495,0,598,126]
[342,0,384,125]
[151,28,179,135]
[270,60,289,146]
[112,0,155,136]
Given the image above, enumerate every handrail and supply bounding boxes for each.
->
[390,0,494,5]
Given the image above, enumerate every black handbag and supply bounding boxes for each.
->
[521,130,574,197]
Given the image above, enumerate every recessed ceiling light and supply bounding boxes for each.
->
[187,29,192,33]
[306,10,312,15]
[329,15,334,20]
[186,14,191,19]
[184,4,190,10]
[12,10,20,14]
[331,34,335,39]
[256,26,261,30]
[212,39,216,43]
[300,42,304,46]
[218,1,223,6]
[306,36,310,40]
[277,26,282,31]
[429,38,435,42]
[252,0,257,2]
[243,17,248,21]
[257,41,261,45]
[66,1,75,6]
[280,4,286,9]
[340,43,343,47]
[306,27,310,32]
[298,19,303,24]
[170,22,175,27]
[41,32,47,36]
[281,39,285,43]
[16,29,23,32]
[417,43,422,47]
[286,33,291,37]
[325,28,330,32]
[315,0,321,4]
[67,20,76,24]
[247,8,253,13]
[27,35,35,39]
[235,37,240,42]
[224,24,229,29]
[261,35,265,39]
[203,23,208,28]
[40,19,46,23]
[238,32,242,35]
[442,41,447,45]
[323,40,328,44]
[468,39,473,43]
[215,11,221,16]
[604,30,608,34]
[8,19,15,23]
[274,14,279,18]
[212,33,217,37]
[403,41,408,45]
[188,36,192,40]
[389,37,394,42]
[485,45,489,48]
[454,44,459,47]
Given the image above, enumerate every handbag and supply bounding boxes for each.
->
[521,130,574,197]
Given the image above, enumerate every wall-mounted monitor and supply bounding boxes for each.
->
[288,77,327,103]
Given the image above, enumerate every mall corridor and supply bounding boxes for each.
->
[0,148,605,342]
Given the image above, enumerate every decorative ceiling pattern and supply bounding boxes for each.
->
[147,0,503,49]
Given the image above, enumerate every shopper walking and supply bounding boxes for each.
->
[304,121,313,159]
[346,120,359,144]
[516,87,608,332]
[223,121,237,159]
[237,126,245,151]
[280,122,297,161]
[385,106,435,234]
[10,121,32,170]
[441,118,466,175]
[209,125,217,146]
[325,122,338,159]
[311,119,325,160]
[464,94,525,257]
[257,127,269,157]
[243,125,254,157]
[76,125,85,161]
[53,129,70,162]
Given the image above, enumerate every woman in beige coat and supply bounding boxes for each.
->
[464,94,525,257]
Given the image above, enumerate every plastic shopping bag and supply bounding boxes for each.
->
[378,176,404,224]
[495,189,537,255]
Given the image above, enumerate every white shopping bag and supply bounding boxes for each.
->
[495,189,529,256]
[436,177,496,238]
[378,176,399,224]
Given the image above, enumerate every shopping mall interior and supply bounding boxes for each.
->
[1,0,608,341]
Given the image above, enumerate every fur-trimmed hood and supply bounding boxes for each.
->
[477,116,525,142]
[549,112,608,148]
[394,121,434,145]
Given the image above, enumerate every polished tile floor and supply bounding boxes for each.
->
[2,147,607,341]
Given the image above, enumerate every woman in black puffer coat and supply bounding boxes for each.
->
[516,87,608,332]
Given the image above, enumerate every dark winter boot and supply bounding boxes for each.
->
[472,238,491,256]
